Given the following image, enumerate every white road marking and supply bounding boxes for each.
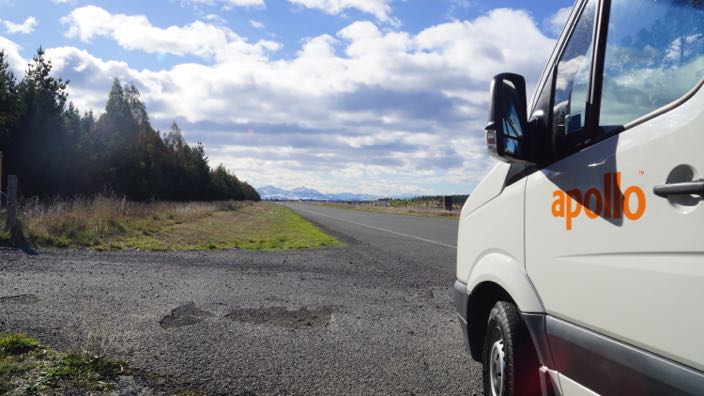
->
[293,205,457,249]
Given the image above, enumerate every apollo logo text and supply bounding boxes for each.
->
[551,172,646,230]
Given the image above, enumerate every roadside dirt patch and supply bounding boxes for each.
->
[159,303,214,329]
[226,306,333,329]
[0,293,40,304]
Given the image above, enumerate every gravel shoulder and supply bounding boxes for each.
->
[0,206,481,395]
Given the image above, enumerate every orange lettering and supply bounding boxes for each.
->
[552,191,565,217]
[565,189,583,230]
[584,188,603,219]
[623,185,646,220]
[551,172,646,230]
[613,172,622,219]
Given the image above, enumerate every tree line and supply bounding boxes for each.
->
[0,48,260,202]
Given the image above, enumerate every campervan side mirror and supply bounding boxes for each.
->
[485,73,534,164]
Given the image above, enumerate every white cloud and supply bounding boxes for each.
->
[0,35,25,74]
[547,6,572,35]
[2,8,555,194]
[249,19,265,29]
[218,0,264,5]
[447,0,472,20]
[203,14,227,24]
[288,0,396,24]
[50,0,76,4]
[3,16,37,34]
[179,0,264,9]
[42,46,139,112]
[61,6,280,60]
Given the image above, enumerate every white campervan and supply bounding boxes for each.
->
[453,0,704,395]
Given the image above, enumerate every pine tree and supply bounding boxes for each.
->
[10,48,69,196]
[95,78,141,197]
[164,121,185,151]
[0,51,17,148]
[1,69,259,201]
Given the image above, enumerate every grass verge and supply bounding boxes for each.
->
[10,197,339,251]
[0,229,11,246]
[0,333,125,395]
[114,202,340,251]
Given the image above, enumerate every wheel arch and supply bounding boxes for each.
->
[466,252,544,313]
[463,253,545,361]
[466,281,514,361]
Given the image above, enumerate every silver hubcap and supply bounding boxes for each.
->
[490,338,505,396]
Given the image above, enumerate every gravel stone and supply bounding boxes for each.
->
[0,204,483,395]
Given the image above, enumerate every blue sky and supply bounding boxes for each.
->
[0,0,574,195]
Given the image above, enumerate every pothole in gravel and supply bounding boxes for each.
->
[159,303,214,329]
[0,294,40,304]
[226,306,333,329]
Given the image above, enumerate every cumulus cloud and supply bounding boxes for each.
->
[547,6,572,35]
[203,13,227,24]
[3,16,37,34]
[288,0,396,24]
[2,7,555,194]
[249,19,265,29]
[61,6,280,59]
[179,0,264,9]
[446,0,472,20]
[0,35,25,73]
[42,46,139,112]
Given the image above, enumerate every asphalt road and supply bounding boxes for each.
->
[284,203,458,249]
[0,203,482,395]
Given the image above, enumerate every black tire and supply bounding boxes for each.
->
[482,301,541,396]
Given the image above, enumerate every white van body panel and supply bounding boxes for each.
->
[456,162,513,281]
[457,174,545,313]
[465,251,544,313]
[460,162,510,218]
[525,85,704,371]
[455,1,704,393]
[558,373,600,396]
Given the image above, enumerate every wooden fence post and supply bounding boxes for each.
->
[6,175,17,231]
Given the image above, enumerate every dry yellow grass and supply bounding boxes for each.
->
[10,197,338,251]
[114,202,339,251]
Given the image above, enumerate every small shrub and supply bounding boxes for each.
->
[0,333,40,355]
[0,230,11,246]
[46,352,120,382]
[29,233,71,248]
[0,333,127,394]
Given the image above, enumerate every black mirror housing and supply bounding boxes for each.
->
[485,73,536,165]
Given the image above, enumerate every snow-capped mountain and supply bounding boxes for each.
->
[256,186,378,201]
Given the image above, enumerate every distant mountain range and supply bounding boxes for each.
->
[256,185,380,201]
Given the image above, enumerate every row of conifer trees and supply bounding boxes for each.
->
[0,48,259,202]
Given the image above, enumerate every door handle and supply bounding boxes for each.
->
[653,179,704,197]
